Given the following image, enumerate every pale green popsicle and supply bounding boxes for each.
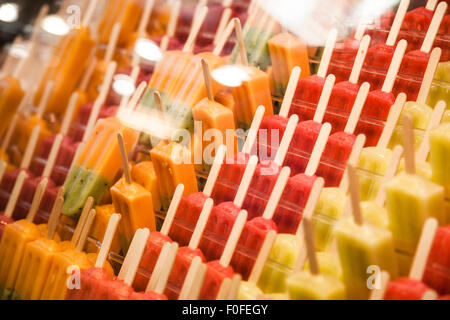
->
[287,271,346,300]
[304,252,342,280]
[430,122,450,199]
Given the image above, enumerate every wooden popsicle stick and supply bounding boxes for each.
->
[104,23,121,65]
[146,241,171,291]
[179,256,204,300]
[293,177,325,271]
[369,271,391,300]
[233,156,258,208]
[194,0,208,22]
[137,0,155,37]
[386,0,410,46]
[354,24,367,41]
[227,274,242,300]
[303,217,320,275]
[1,113,20,152]
[274,115,299,166]
[344,82,370,134]
[36,81,54,118]
[0,35,22,75]
[426,0,438,10]
[160,184,184,236]
[79,58,98,92]
[313,75,335,123]
[26,178,48,223]
[417,48,442,105]
[216,278,232,300]
[262,167,291,220]
[69,142,85,172]
[82,61,117,142]
[130,66,141,84]
[219,210,248,267]
[189,198,214,250]
[248,230,276,284]
[201,59,215,101]
[82,0,99,27]
[339,134,366,192]
[305,123,332,177]
[12,42,35,79]
[47,191,65,240]
[213,8,232,46]
[117,132,132,184]
[0,161,5,186]
[76,209,96,252]
[377,93,407,149]
[349,35,371,85]
[119,228,150,285]
[4,170,28,218]
[213,19,235,56]
[243,105,265,154]
[42,133,63,178]
[402,114,416,175]
[95,213,121,268]
[382,39,407,93]
[167,0,181,38]
[234,18,249,66]
[204,144,227,197]
[421,2,447,53]
[20,125,41,169]
[60,92,79,136]
[188,262,207,300]
[153,243,179,294]
[70,197,94,245]
[317,29,338,78]
[375,145,404,206]
[416,100,446,163]
[279,67,302,118]
[422,290,438,300]
[29,4,49,44]
[183,6,208,53]
[126,81,147,112]
[409,218,438,281]
[347,164,364,226]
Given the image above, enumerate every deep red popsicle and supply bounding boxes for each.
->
[384,278,435,300]
[423,226,450,295]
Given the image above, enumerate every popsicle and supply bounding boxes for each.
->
[0,72,25,138]
[287,217,346,300]
[237,231,276,300]
[429,117,450,201]
[65,213,121,300]
[426,61,450,108]
[233,167,291,280]
[291,29,338,113]
[133,184,184,292]
[40,209,96,300]
[12,189,64,300]
[360,0,410,89]
[169,145,226,246]
[178,256,206,300]
[0,179,48,299]
[131,161,161,212]
[268,32,310,97]
[62,117,138,218]
[390,47,442,149]
[384,218,439,300]
[242,114,298,220]
[199,210,247,300]
[357,93,406,201]
[199,155,257,261]
[385,114,445,268]
[395,2,447,100]
[86,204,121,254]
[111,132,156,251]
[33,0,98,115]
[257,178,324,294]
[336,164,398,300]
[423,225,450,294]
[401,0,437,33]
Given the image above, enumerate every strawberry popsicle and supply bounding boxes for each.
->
[199,210,247,300]
[0,171,27,240]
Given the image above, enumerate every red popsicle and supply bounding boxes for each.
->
[177,256,206,300]
[199,210,247,300]
[200,155,257,261]
[169,145,226,246]
[0,171,27,239]
[384,218,439,300]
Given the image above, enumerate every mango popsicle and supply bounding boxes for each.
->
[0,75,24,138]
[287,217,346,300]
[199,210,247,300]
[41,209,96,300]
[62,117,138,218]
[65,213,121,300]
[336,164,398,300]
[111,132,156,251]
[268,32,310,97]
[385,114,445,272]
[12,189,64,300]
[0,179,48,299]
[86,204,121,254]
[385,218,439,300]
[430,122,450,202]
[257,178,324,294]
[131,161,161,212]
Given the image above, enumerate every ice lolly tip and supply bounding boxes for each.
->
[369,271,391,300]
[349,35,371,85]
[420,2,447,53]
[409,218,438,281]
[279,66,302,118]
[386,0,410,46]
[95,213,121,268]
